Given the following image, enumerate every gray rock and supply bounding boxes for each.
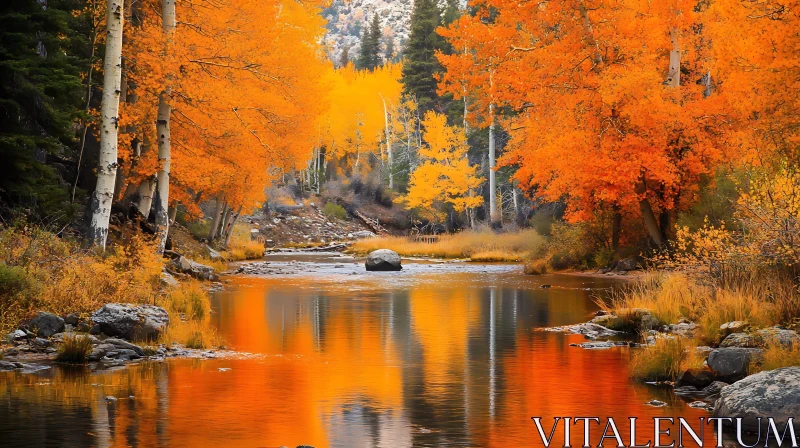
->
[720,332,762,348]
[27,312,65,338]
[645,400,667,407]
[758,327,800,348]
[676,368,716,389]
[639,313,661,331]
[365,249,402,272]
[713,367,800,432]
[708,347,763,381]
[0,361,17,371]
[103,338,145,356]
[590,314,618,327]
[161,271,179,287]
[668,322,698,338]
[169,256,218,281]
[675,381,728,400]
[204,245,223,260]
[91,304,170,341]
[720,321,748,335]
[8,329,27,341]
[614,256,644,272]
[352,231,376,239]
[547,322,619,339]
[64,313,80,326]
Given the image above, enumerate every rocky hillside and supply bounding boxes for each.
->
[322,0,464,64]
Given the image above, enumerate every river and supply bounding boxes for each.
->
[0,254,715,447]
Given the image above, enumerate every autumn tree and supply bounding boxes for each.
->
[399,111,482,222]
[440,0,728,247]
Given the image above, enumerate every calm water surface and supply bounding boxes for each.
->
[0,254,715,447]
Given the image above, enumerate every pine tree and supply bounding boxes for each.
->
[356,14,382,71]
[339,46,350,68]
[401,0,446,114]
[0,0,88,218]
[384,38,395,63]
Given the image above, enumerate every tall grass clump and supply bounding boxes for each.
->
[55,335,94,364]
[163,280,210,321]
[351,229,546,261]
[629,337,703,381]
[751,342,800,372]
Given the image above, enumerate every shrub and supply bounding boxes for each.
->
[55,335,93,364]
[0,225,162,335]
[0,263,35,299]
[523,259,548,275]
[323,202,348,220]
[187,220,211,240]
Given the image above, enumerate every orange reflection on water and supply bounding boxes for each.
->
[1,267,715,447]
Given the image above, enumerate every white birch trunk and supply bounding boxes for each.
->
[135,177,155,218]
[154,0,176,254]
[87,0,125,249]
[488,103,499,227]
[667,28,681,88]
[380,94,393,190]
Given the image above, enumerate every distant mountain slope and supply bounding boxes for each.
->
[322,0,464,65]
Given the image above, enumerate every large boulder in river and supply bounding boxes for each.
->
[91,304,170,341]
[713,367,800,433]
[365,249,402,271]
[26,312,65,337]
[707,347,763,381]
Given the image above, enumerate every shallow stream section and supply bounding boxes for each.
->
[0,254,715,447]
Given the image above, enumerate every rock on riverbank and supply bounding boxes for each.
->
[713,367,800,432]
[365,249,402,271]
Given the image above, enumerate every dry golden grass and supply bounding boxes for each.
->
[195,256,229,273]
[0,226,163,335]
[160,319,222,349]
[157,281,222,349]
[751,342,800,372]
[629,336,705,381]
[221,222,264,261]
[602,268,800,345]
[162,280,210,321]
[350,229,545,261]
[55,335,94,364]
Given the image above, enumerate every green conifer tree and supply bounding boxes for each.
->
[0,0,88,217]
[356,14,382,71]
[401,0,446,113]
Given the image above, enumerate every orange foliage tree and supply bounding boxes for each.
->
[439,0,734,247]
[116,0,329,236]
[399,111,483,222]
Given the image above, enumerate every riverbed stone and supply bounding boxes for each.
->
[91,304,170,341]
[365,249,402,271]
[64,313,80,326]
[675,381,728,401]
[8,329,27,341]
[26,312,65,338]
[667,322,698,338]
[713,367,800,432]
[614,256,645,272]
[720,332,762,348]
[707,347,763,381]
[676,368,716,389]
[758,327,800,348]
[169,256,218,281]
[720,321,748,335]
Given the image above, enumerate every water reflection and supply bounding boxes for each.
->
[0,259,715,447]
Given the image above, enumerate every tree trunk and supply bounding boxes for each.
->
[637,179,665,247]
[667,28,681,88]
[219,205,232,239]
[168,204,178,225]
[611,205,622,252]
[488,103,500,228]
[135,176,156,219]
[154,0,176,255]
[208,198,224,242]
[87,0,125,249]
[380,94,393,190]
[223,206,243,248]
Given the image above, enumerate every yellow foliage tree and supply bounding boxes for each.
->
[399,112,482,222]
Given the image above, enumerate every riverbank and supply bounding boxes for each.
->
[547,267,800,431]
